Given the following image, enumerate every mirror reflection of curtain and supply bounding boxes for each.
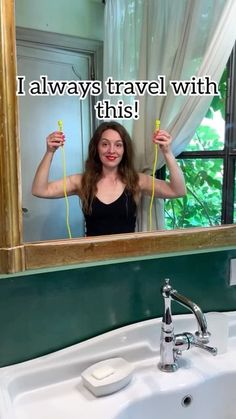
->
[103,0,144,134]
[104,0,236,231]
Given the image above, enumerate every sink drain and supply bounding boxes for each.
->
[181,394,193,407]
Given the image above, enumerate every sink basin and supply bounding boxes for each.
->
[116,372,236,419]
[0,312,236,419]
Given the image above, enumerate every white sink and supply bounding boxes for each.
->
[115,371,236,419]
[0,312,236,419]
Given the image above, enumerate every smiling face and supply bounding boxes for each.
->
[97,129,124,169]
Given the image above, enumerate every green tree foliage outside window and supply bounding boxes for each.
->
[165,70,227,229]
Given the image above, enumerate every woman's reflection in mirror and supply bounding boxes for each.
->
[32,121,186,236]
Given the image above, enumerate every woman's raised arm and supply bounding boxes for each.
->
[32,131,81,198]
[139,129,186,199]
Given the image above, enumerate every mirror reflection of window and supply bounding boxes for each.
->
[164,57,236,229]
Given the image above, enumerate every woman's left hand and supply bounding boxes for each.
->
[152,129,172,154]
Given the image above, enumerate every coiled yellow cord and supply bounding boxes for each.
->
[58,120,72,239]
[149,119,160,231]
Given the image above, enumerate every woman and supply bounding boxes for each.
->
[32,121,186,235]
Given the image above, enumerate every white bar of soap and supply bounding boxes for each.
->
[81,358,134,396]
[92,366,115,380]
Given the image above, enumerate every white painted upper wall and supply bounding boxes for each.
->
[15,0,105,41]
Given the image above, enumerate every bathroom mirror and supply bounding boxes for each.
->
[0,0,235,274]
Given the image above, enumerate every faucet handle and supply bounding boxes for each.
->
[195,330,211,344]
[174,332,217,356]
[192,339,217,356]
[161,278,173,297]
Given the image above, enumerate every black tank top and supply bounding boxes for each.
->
[84,189,137,236]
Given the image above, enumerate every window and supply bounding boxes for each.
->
[164,45,236,229]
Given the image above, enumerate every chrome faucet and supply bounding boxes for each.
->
[159,279,217,372]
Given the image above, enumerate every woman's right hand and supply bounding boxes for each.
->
[46,131,65,153]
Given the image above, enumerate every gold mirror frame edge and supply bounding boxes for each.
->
[0,1,235,274]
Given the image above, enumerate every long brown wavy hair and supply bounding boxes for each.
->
[80,121,139,214]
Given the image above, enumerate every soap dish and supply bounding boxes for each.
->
[81,357,134,397]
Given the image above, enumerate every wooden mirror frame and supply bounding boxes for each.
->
[0,0,235,274]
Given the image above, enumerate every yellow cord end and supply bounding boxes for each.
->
[58,120,63,132]
[155,119,160,131]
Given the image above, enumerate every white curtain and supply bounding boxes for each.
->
[103,0,144,132]
[104,0,236,230]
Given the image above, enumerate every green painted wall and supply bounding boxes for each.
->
[1,249,236,367]
[15,0,104,41]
